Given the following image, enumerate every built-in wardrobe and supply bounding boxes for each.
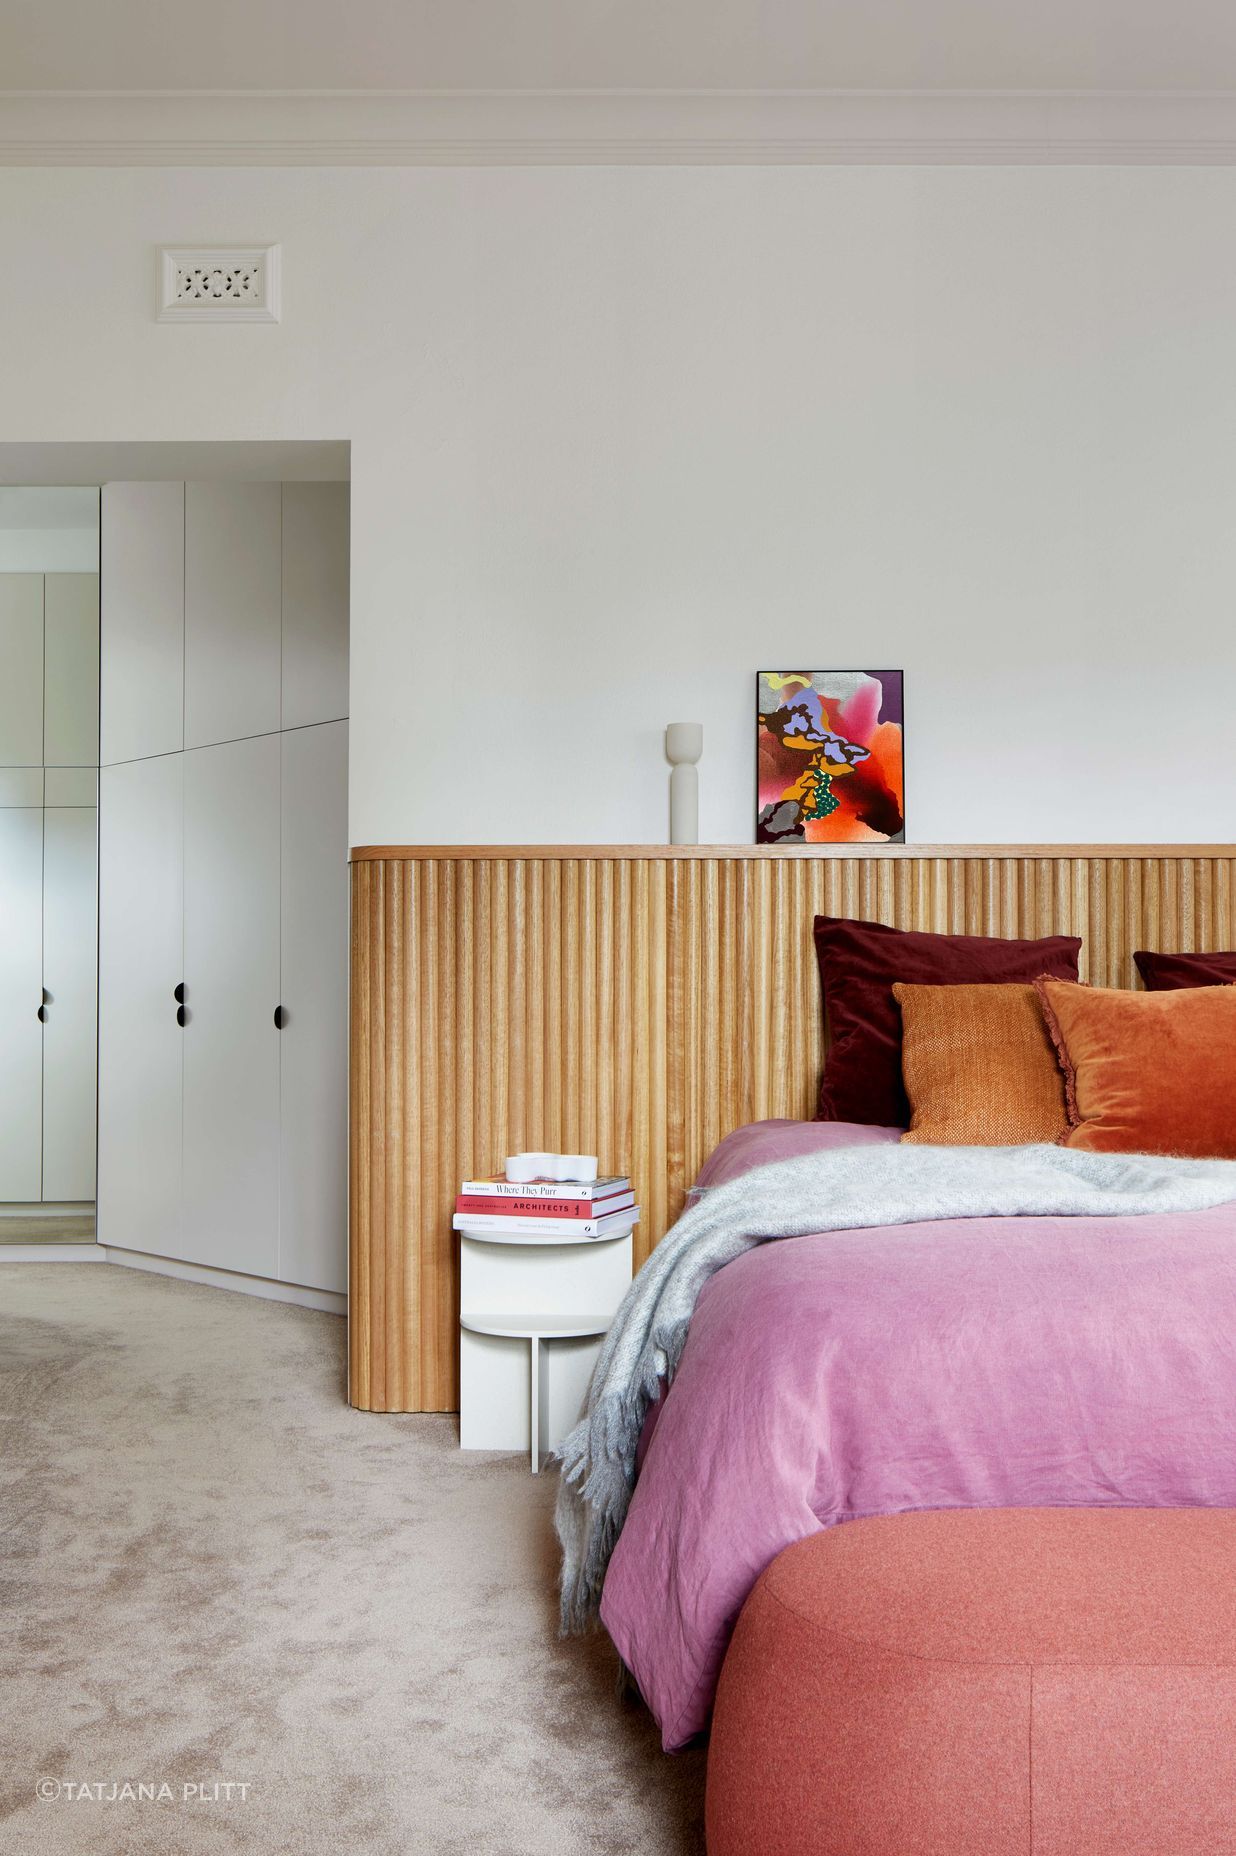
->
[97,480,349,1295]
[0,565,99,1209]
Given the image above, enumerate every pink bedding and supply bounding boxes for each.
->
[599,1118,1236,1750]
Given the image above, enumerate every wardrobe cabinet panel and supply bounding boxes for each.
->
[0,768,43,806]
[0,807,44,1201]
[279,722,348,1292]
[100,483,184,766]
[42,807,98,1201]
[95,478,347,1285]
[0,577,44,766]
[184,483,281,750]
[281,483,349,730]
[182,735,281,1278]
[45,768,96,806]
[97,756,184,1254]
[44,575,100,767]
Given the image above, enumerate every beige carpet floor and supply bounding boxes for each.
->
[0,1265,705,1855]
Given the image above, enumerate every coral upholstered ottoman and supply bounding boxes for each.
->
[706,1508,1236,1856]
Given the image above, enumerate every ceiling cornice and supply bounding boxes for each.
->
[6,87,1236,166]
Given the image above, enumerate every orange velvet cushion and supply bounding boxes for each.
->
[894,982,1069,1146]
[1036,978,1236,1158]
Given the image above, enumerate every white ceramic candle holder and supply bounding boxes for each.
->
[665,722,703,846]
[505,1152,599,1184]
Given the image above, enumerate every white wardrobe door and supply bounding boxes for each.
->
[184,482,281,750]
[44,574,100,767]
[281,483,349,731]
[0,769,43,806]
[100,483,185,766]
[42,807,98,1201]
[182,734,280,1277]
[0,806,43,1200]
[0,576,44,765]
[97,756,183,1254]
[279,721,348,1292]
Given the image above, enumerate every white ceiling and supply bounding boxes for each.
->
[3,0,1236,94]
[5,2,1236,164]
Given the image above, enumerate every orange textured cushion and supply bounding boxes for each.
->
[893,981,1069,1146]
[1037,977,1236,1158]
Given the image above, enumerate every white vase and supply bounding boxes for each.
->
[665,722,703,846]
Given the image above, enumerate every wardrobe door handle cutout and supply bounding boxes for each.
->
[174,982,186,1005]
[176,1005,187,1028]
[37,1004,48,1023]
[274,1006,286,1029]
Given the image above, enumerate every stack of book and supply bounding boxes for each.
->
[453,1173,637,1239]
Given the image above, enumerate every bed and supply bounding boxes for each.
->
[349,844,1236,1415]
[598,1116,1236,1751]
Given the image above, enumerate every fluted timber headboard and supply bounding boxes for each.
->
[349,845,1235,1412]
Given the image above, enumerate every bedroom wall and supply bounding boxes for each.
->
[1,163,1235,846]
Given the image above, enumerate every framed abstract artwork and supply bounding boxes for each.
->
[756,670,905,844]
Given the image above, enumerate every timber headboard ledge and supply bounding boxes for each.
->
[349,844,1235,1411]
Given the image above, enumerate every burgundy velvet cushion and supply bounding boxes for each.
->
[1134,948,1236,991]
[813,915,1082,1126]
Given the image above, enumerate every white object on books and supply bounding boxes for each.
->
[505,1151,599,1184]
[457,1210,636,1472]
[505,1151,554,1183]
[559,1153,598,1183]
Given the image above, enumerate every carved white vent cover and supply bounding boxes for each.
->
[157,245,281,323]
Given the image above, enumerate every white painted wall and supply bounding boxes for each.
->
[1,164,1235,845]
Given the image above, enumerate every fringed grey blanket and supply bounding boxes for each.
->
[554,1140,1236,1632]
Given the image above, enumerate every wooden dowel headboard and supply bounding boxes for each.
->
[349,844,1235,1412]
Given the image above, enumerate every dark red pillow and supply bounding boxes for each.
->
[1134,949,1236,991]
[813,915,1082,1127]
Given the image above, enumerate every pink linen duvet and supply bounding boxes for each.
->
[599,1119,1236,1750]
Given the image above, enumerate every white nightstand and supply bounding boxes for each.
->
[458,1219,635,1472]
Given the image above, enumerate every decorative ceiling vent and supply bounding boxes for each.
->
[156,244,281,323]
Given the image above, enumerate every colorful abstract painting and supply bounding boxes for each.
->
[756,670,904,844]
